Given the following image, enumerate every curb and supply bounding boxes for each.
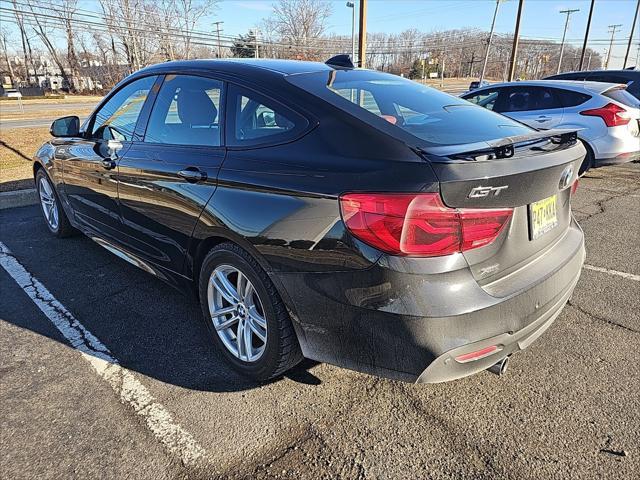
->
[0,188,38,210]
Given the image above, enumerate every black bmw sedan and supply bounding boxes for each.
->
[33,57,585,383]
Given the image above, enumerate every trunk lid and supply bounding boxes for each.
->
[421,130,584,294]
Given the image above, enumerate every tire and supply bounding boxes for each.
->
[198,242,303,381]
[578,140,595,176]
[35,169,75,237]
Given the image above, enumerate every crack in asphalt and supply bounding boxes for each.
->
[567,301,640,334]
[574,189,637,223]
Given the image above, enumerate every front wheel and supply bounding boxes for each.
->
[198,242,303,382]
[35,169,75,237]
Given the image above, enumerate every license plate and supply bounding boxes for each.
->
[529,194,558,240]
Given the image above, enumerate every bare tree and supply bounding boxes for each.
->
[175,0,218,59]
[24,0,75,89]
[0,27,17,87]
[264,0,333,60]
[11,0,37,84]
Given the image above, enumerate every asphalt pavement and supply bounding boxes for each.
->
[1,163,638,479]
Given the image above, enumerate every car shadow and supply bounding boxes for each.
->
[0,206,322,393]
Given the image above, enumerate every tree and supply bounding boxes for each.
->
[0,27,17,87]
[263,0,332,60]
[408,59,423,80]
[231,32,256,58]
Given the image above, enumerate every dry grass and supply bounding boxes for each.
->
[0,95,103,105]
[0,127,51,192]
[0,109,95,122]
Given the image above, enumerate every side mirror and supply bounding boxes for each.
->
[50,116,80,137]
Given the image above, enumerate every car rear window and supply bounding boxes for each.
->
[603,87,640,108]
[287,70,531,147]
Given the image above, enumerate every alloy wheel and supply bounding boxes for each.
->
[38,176,59,231]
[207,264,268,362]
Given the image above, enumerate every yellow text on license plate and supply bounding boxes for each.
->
[529,194,558,240]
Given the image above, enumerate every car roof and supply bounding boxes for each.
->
[546,69,639,78]
[470,79,623,95]
[136,58,334,78]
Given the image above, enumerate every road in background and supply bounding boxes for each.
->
[1,163,638,479]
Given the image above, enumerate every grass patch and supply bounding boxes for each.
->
[0,127,51,191]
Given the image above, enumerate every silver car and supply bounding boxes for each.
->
[461,80,640,174]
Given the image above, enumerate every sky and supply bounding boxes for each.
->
[216,0,639,68]
[3,0,639,69]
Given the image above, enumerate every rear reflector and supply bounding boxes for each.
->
[455,345,503,363]
[580,102,631,127]
[339,192,513,257]
[571,179,579,195]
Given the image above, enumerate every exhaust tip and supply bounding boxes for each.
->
[487,356,510,376]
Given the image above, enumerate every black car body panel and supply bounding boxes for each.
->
[33,59,586,383]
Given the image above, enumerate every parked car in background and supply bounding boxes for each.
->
[544,68,640,102]
[461,80,640,174]
[468,80,490,91]
[34,57,585,384]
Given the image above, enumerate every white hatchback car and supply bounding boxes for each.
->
[461,80,640,174]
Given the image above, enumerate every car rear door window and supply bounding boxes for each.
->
[90,75,157,141]
[227,84,307,147]
[502,86,563,112]
[144,75,222,147]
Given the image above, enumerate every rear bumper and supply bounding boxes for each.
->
[416,267,579,383]
[273,217,585,383]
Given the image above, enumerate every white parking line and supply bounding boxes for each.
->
[584,264,640,282]
[0,242,207,468]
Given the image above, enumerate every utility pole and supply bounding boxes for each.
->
[480,0,503,83]
[358,0,368,67]
[346,2,356,61]
[466,52,481,77]
[557,8,580,74]
[440,48,446,88]
[213,21,224,58]
[605,24,622,69]
[579,0,595,70]
[254,28,260,59]
[508,0,525,81]
[623,0,639,68]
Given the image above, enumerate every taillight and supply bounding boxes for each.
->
[580,102,631,127]
[339,193,513,257]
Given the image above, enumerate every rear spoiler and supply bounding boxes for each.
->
[418,128,580,162]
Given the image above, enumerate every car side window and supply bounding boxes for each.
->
[91,76,157,141]
[227,84,307,147]
[144,75,222,147]
[463,88,502,111]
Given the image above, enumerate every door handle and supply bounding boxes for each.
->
[178,167,206,183]
[536,116,552,122]
[102,158,116,170]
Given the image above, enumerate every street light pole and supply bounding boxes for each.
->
[480,0,502,83]
[346,2,356,61]
[557,8,580,74]
[605,24,622,69]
